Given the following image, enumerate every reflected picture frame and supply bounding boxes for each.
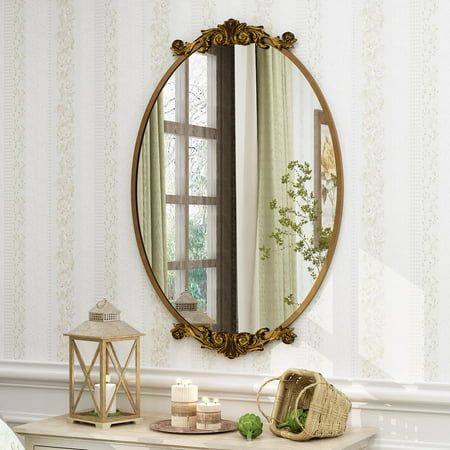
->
[314,109,338,248]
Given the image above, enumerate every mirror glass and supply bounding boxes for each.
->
[136,44,338,334]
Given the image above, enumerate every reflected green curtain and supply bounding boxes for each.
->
[137,99,167,291]
[256,47,297,328]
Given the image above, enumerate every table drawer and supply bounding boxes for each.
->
[34,446,84,450]
[32,443,180,450]
[34,445,87,450]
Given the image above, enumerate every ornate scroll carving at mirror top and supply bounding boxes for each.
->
[171,18,297,56]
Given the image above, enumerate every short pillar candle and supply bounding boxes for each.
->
[171,379,198,428]
[196,397,221,431]
[94,374,116,415]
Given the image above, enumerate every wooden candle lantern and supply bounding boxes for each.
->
[65,299,144,429]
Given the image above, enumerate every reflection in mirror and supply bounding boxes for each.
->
[137,44,337,334]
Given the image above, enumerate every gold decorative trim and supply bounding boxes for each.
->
[171,18,296,56]
[171,324,297,359]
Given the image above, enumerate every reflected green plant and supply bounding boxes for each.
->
[260,160,332,306]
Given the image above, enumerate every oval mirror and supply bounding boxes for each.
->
[131,20,343,358]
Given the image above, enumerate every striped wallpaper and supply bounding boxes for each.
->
[1,0,449,382]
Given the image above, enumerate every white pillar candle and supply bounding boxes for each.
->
[171,379,198,402]
[94,375,116,415]
[170,379,198,428]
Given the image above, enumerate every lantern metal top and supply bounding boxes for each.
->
[174,291,215,327]
[89,298,120,321]
[175,291,198,311]
[65,299,144,339]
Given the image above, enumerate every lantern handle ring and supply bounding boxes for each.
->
[97,298,107,308]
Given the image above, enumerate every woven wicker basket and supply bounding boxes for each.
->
[256,368,351,442]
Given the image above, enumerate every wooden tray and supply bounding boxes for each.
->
[150,419,238,435]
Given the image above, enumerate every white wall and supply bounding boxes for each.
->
[1,0,450,448]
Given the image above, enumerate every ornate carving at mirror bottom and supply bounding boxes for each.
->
[171,323,297,359]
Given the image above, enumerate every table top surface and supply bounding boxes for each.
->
[15,414,376,450]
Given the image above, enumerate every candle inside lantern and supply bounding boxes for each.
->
[94,374,117,415]
[171,379,198,428]
[196,397,221,430]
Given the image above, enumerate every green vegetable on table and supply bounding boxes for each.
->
[277,408,308,433]
[238,413,263,440]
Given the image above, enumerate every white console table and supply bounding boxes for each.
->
[15,414,376,450]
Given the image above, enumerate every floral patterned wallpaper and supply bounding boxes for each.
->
[1,0,449,382]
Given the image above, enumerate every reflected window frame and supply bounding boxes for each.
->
[163,53,218,322]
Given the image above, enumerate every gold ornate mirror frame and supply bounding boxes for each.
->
[131,19,344,359]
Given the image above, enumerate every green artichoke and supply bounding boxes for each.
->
[238,413,263,440]
[277,408,308,433]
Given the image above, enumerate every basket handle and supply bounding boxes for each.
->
[292,381,326,437]
[256,377,281,423]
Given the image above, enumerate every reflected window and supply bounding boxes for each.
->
[163,50,237,330]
